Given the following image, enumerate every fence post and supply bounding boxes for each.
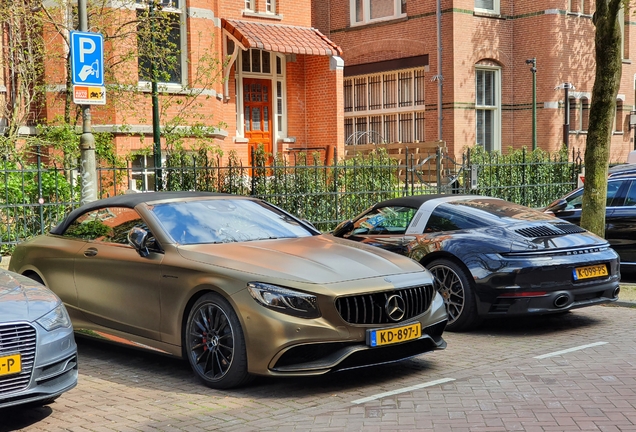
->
[522,147,526,206]
[250,147,255,195]
[404,146,409,194]
[36,145,44,234]
[436,146,442,194]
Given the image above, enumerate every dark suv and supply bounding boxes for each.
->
[544,173,636,273]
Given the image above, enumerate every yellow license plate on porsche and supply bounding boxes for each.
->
[0,353,21,377]
[368,323,421,347]
[573,264,608,281]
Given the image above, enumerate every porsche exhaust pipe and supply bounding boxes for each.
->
[554,294,570,308]
[613,287,620,298]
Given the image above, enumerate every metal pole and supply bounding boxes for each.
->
[150,0,162,191]
[78,0,97,204]
[564,84,570,149]
[531,62,537,150]
[526,58,537,150]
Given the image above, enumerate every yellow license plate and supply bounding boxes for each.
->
[368,323,421,347]
[0,353,21,377]
[574,264,609,280]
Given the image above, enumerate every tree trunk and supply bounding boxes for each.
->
[581,0,623,237]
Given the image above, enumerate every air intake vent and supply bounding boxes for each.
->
[515,223,587,238]
[0,323,36,396]
[335,285,435,325]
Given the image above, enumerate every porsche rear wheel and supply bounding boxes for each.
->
[426,259,481,332]
[185,293,252,389]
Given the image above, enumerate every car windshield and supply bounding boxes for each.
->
[150,199,314,245]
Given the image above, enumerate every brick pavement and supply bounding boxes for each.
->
[2,304,635,431]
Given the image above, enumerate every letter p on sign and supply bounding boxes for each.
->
[79,37,96,63]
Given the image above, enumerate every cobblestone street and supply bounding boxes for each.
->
[2,304,635,431]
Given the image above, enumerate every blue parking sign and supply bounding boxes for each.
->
[70,31,104,86]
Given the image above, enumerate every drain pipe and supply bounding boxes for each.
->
[435,0,443,141]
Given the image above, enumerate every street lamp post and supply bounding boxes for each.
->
[526,58,537,150]
[149,0,162,191]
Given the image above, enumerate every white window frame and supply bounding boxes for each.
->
[350,0,407,27]
[475,66,501,152]
[474,0,500,15]
[244,0,254,12]
[135,0,187,87]
[266,0,276,14]
[130,154,166,192]
[343,67,425,144]
[236,49,287,146]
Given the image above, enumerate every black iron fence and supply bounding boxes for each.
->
[0,147,583,253]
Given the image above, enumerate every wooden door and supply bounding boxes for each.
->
[243,78,273,165]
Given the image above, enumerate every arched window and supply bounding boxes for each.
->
[475,65,501,152]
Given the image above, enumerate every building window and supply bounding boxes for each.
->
[475,0,500,15]
[569,96,578,131]
[475,67,500,152]
[581,97,590,131]
[242,49,271,74]
[350,0,407,26]
[344,67,425,144]
[245,0,254,11]
[136,0,184,84]
[131,155,157,191]
[615,100,624,133]
[266,0,276,13]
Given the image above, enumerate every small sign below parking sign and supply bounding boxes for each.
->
[73,85,106,105]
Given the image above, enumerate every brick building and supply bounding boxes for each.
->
[313,0,636,162]
[18,0,344,183]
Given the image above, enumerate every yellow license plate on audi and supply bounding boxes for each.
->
[368,323,421,347]
[573,264,608,281]
[0,353,21,377]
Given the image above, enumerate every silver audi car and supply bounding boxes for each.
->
[0,269,78,409]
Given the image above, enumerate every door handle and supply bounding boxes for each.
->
[84,248,98,257]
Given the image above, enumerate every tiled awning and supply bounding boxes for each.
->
[222,19,342,57]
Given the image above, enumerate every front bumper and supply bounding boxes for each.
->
[233,289,448,377]
[0,323,78,410]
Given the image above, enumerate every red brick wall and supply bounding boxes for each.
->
[35,0,343,168]
[327,0,636,162]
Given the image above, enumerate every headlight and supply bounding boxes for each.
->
[247,282,320,319]
[36,303,72,331]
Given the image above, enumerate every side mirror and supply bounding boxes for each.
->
[128,226,150,257]
[332,220,354,238]
[544,198,568,214]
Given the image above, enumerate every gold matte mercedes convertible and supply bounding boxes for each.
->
[9,192,448,389]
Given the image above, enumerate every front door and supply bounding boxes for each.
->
[243,78,273,165]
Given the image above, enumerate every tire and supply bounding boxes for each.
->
[184,293,252,389]
[426,258,481,332]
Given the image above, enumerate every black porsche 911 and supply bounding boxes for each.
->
[332,195,620,331]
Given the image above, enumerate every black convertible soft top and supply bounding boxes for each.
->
[50,191,232,235]
[370,194,481,210]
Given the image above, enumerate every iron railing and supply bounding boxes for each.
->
[0,148,583,253]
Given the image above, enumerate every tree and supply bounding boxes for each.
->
[580,0,623,237]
